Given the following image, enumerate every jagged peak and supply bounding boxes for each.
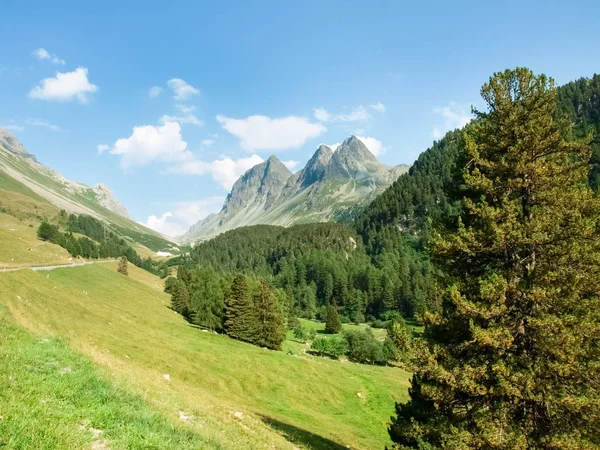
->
[0,126,36,160]
[335,135,376,162]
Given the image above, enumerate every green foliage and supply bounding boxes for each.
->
[292,323,308,342]
[254,280,286,350]
[343,328,392,365]
[224,275,258,343]
[117,256,128,276]
[390,68,600,449]
[310,336,347,359]
[37,221,60,241]
[324,304,342,334]
[188,266,226,332]
[37,214,168,276]
[170,278,191,319]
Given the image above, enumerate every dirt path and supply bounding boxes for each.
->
[0,260,115,273]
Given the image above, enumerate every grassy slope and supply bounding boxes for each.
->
[0,306,213,450]
[0,165,166,264]
[0,171,73,267]
[0,263,410,449]
[0,149,175,252]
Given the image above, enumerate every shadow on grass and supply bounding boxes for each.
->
[259,415,348,450]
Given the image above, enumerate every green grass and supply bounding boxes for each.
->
[0,306,215,449]
[0,264,410,449]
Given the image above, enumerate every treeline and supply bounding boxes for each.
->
[166,266,286,350]
[167,263,413,362]
[182,223,437,324]
[37,213,169,277]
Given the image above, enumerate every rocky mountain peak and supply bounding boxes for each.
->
[296,144,333,188]
[335,135,376,162]
[0,127,36,160]
[92,184,132,219]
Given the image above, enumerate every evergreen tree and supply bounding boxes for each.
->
[224,275,258,343]
[390,68,600,449]
[189,266,225,332]
[254,280,285,350]
[324,304,342,334]
[117,256,128,276]
[170,279,191,319]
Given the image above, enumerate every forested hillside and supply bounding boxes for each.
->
[172,74,600,336]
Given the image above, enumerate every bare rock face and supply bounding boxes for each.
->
[0,127,35,160]
[182,136,410,243]
[91,184,132,219]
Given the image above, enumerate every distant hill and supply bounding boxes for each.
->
[181,136,409,243]
[0,127,176,253]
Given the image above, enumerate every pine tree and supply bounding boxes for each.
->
[117,256,128,276]
[189,266,225,332]
[324,304,342,334]
[254,280,285,350]
[170,279,191,319]
[389,68,600,448]
[224,275,258,343]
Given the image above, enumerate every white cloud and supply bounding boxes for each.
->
[2,124,24,132]
[143,196,225,237]
[356,136,386,156]
[168,154,264,190]
[369,102,386,112]
[313,107,331,122]
[32,48,65,65]
[326,142,341,151]
[149,86,163,98]
[159,104,203,127]
[432,101,472,139]
[33,48,50,60]
[201,139,214,146]
[283,160,300,170]
[24,117,61,131]
[217,114,326,152]
[107,121,193,169]
[97,144,109,153]
[168,78,200,100]
[175,104,196,114]
[313,105,371,123]
[160,113,203,127]
[28,67,98,103]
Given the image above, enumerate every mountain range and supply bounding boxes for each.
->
[181,136,409,243]
[0,126,175,252]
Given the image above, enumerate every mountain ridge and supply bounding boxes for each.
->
[181,136,410,243]
[0,126,175,251]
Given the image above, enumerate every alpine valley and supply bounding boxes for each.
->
[181,136,409,243]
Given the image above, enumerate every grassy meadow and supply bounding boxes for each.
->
[0,262,410,449]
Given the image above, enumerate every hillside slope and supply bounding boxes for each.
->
[182,136,409,243]
[0,263,410,449]
[0,127,175,252]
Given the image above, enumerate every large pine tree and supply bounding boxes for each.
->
[190,266,225,332]
[224,275,258,343]
[390,68,600,449]
[254,280,286,350]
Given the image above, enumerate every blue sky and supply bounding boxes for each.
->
[1,0,599,236]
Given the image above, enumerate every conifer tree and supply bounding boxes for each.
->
[224,275,258,343]
[324,304,342,334]
[170,279,191,319]
[254,280,285,350]
[390,68,600,448]
[190,266,225,332]
[117,256,128,276]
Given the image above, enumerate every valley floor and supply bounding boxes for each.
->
[0,262,410,449]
